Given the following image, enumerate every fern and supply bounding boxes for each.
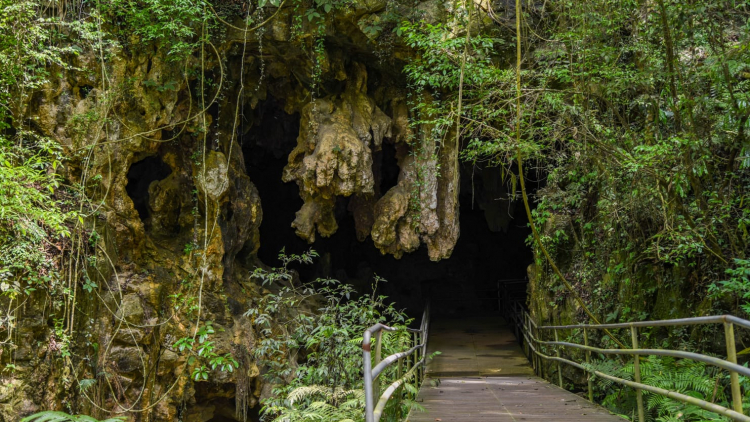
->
[271,385,366,422]
[287,385,365,406]
[21,411,126,422]
[77,379,97,393]
[589,356,733,422]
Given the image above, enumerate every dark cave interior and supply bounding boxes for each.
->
[126,155,172,223]
[241,95,535,320]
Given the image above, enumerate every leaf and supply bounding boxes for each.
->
[21,411,127,422]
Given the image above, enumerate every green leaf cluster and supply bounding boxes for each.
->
[20,411,126,422]
[588,355,750,421]
[248,249,423,422]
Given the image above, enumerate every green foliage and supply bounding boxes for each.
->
[267,386,365,422]
[0,0,84,309]
[96,0,212,59]
[20,411,126,422]
[258,0,283,7]
[709,259,750,315]
[588,356,748,421]
[399,17,526,164]
[401,22,501,91]
[530,0,750,296]
[0,0,80,308]
[400,0,750,326]
[0,0,80,118]
[0,134,75,299]
[172,320,238,381]
[248,249,422,422]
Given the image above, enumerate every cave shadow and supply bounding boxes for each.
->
[125,155,172,224]
[240,95,536,322]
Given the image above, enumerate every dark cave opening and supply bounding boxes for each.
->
[192,383,261,422]
[378,141,400,194]
[126,155,172,222]
[241,94,307,266]
[242,97,535,320]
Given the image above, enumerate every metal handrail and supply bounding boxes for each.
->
[503,296,750,422]
[541,314,750,330]
[363,303,430,422]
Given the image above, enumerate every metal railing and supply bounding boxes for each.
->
[499,280,528,343]
[504,299,750,422]
[362,303,430,422]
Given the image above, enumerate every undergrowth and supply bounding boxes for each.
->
[248,249,425,422]
[588,356,750,421]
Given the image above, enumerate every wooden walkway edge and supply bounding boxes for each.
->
[407,317,624,421]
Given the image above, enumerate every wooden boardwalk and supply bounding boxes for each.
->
[407,317,623,421]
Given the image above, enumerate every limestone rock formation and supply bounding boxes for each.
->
[2,44,267,420]
[283,63,392,242]
[368,97,461,261]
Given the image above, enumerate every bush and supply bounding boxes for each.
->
[247,249,423,422]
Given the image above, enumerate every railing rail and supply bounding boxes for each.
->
[501,294,749,422]
[363,303,430,422]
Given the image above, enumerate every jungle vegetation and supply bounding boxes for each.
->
[1,0,750,421]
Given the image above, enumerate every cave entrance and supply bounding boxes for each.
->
[421,164,534,317]
[241,96,534,320]
[126,155,171,223]
[240,94,307,266]
[358,162,536,318]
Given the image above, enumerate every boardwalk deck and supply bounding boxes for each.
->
[407,317,623,421]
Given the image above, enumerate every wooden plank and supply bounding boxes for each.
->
[408,317,624,421]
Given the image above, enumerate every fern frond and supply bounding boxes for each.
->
[21,411,126,422]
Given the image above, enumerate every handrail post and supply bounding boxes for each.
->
[363,331,374,422]
[407,331,412,401]
[524,313,530,360]
[530,315,536,373]
[527,315,535,373]
[421,329,425,384]
[554,328,563,388]
[396,355,402,401]
[422,305,429,380]
[536,324,543,378]
[413,330,419,398]
[535,326,540,375]
[584,327,594,403]
[631,325,645,422]
[538,324,544,379]
[724,321,743,415]
[374,330,382,403]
